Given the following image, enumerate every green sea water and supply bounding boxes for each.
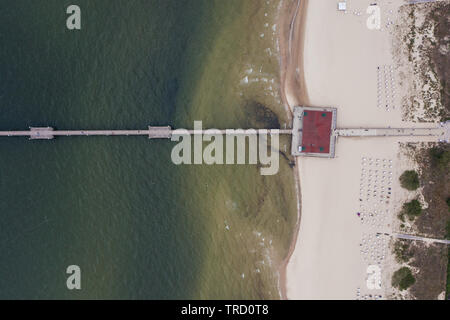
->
[0,0,297,299]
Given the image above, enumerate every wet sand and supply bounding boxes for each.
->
[277,0,308,300]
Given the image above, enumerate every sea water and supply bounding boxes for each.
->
[0,0,297,299]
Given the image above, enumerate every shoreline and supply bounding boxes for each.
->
[278,0,309,112]
[277,0,309,300]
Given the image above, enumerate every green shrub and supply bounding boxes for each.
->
[399,170,420,191]
[392,267,416,290]
[429,147,450,169]
[401,199,422,221]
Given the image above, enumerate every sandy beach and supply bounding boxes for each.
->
[280,0,445,299]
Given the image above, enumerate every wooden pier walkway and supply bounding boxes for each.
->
[0,117,447,158]
[0,126,293,140]
[335,126,447,139]
[335,120,449,143]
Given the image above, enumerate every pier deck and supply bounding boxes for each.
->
[0,127,293,140]
[335,127,446,138]
[0,112,447,158]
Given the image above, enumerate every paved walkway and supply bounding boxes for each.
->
[393,233,450,245]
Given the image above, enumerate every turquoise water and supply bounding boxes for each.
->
[0,0,297,299]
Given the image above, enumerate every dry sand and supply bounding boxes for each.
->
[281,0,441,299]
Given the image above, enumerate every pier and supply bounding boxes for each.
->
[0,106,448,157]
[0,126,293,140]
[335,127,447,138]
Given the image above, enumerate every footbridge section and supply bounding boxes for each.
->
[335,121,449,141]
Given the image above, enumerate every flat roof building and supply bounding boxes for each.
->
[291,106,337,158]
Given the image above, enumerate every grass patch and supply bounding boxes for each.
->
[399,170,420,191]
[446,246,450,300]
[392,267,416,291]
[446,221,450,300]
[394,241,414,263]
[446,221,450,240]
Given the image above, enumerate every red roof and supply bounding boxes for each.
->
[301,110,332,154]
